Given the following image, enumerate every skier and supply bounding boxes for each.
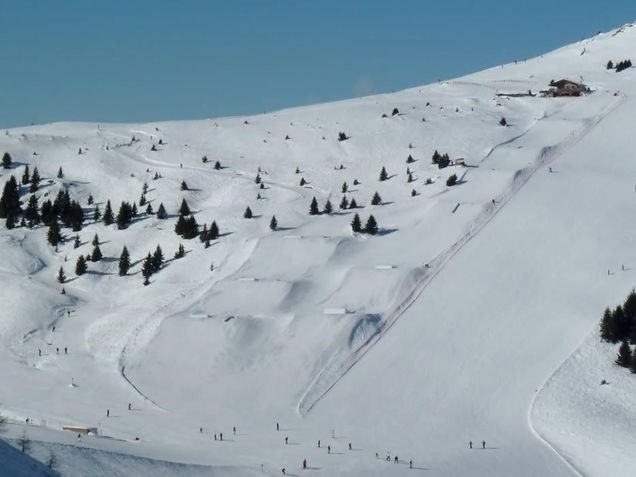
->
[549,167,552,173]
[469,441,472,449]
[622,264,625,271]
[410,460,413,469]
[77,433,81,440]
[106,409,110,417]
[386,454,390,461]
[285,436,288,445]
[128,403,132,411]
[199,427,202,433]
[233,426,236,435]
[281,468,286,475]
[317,440,320,448]
[64,347,67,354]
[482,440,486,449]
[67,311,70,317]
[348,442,352,450]
[56,347,59,354]
[219,432,223,441]
[214,434,217,440]
[327,445,331,454]
[38,349,41,357]
[53,326,56,332]
[394,456,399,464]
[276,422,280,431]
[302,459,307,470]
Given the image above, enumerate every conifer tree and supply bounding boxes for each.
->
[141,253,153,285]
[103,200,114,225]
[324,199,333,214]
[244,206,253,219]
[199,224,208,243]
[342,182,348,193]
[29,167,40,193]
[118,246,131,276]
[353,179,360,185]
[446,174,458,186]
[116,201,133,229]
[24,194,40,227]
[74,235,81,249]
[407,172,413,183]
[87,194,94,205]
[616,340,632,367]
[131,202,137,217]
[411,189,417,197]
[152,245,164,271]
[299,177,306,186]
[174,243,185,259]
[613,306,628,343]
[406,154,415,164]
[57,167,64,179]
[260,182,265,190]
[22,165,31,184]
[270,215,278,231]
[295,166,300,174]
[1,152,12,169]
[139,194,146,206]
[365,214,378,235]
[630,348,636,373]
[142,182,148,194]
[47,220,62,246]
[0,175,20,218]
[175,215,186,235]
[92,233,99,246]
[340,195,349,210]
[181,180,189,191]
[379,166,388,181]
[309,197,319,215]
[91,244,102,262]
[214,160,221,170]
[75,255,87,276]
[179,199,191,216]
[255,173,261,184]
[145,203,153,215]
[5,212,16,229]
[209,221,219,240]
[56,266,66,284]
[371,192,382,205]
[183,216,199,239]
[349,198,358,209]
[93,204,101,222]
[351,213,362,233]
[157,203,167,219]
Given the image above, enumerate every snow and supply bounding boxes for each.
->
[1,20,636,476]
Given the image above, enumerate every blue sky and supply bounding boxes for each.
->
[1,0,634,128]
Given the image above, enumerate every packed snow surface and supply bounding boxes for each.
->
[1,21,636,476]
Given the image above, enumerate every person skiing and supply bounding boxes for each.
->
[219,432,223,441]
[281,468,286,475]
[106,409,110,417]
[276,422,279,431]
[317,440,320,448]
[482,440,486,449]
[469,441,472,449]
[409,460,413,469]
[128,403,132,411]
[199,427,202,433]
[348,442,352,450]
[53,326,56,332]
[285,436,288,445]
[38,349,41,357]
[394,456,399,464]
[327,445,331,454]
[302,459,307,470]
[214,434,217,441]
[64,347,68,354]
[233,426,236,435]
[56,347,59,354]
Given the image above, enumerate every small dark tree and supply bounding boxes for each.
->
[119,246,131,276]
[342,182,348,193]
[179,199,191,216]
[92,233,99,246]
[406,154,415,164]
[145,203,154,215]
[353,179,359,185]
[214,160,221,170]
[91,244,102,262]
[57,266,66,284]
[209,221,219,240]
[255,173,261,184]
[270,215,278,231]
[607,60,614,70]
[175,215,186,235]
[616,340,632,367]
[141,253,153,285]
[295,166,300,174]
[152,245,164,271]
[24,194,40,226]
[340,195,349,210]
[351,213,362,233]
[299,177,306,186]
[75,255,87,276]
[22,164,31,184]
[499,117,507,127]
[93,204,101,222]
[379,166,388,181]
[139,194,146,206]
[180,180,189,191]
[116,201,133,229]
[446,174,458,186]
[29,167,40,193]
[74,235,81,249]
[157,203,167,219]
[338,132,349,141]
[142,182,148,194]
[411,189,417,197]
[371,192,382,205]
[349,198,358,209]
[47,220,62,246]
[324,200,333,214]
[17,431,31,454]
[365,215,378,235]
[57,166,64,178]
[309,197,319,215]
[0,175,20,218]
[201,155,208,163]
[87,194,94,205]
[174,243,185,259]
[244,206,253,219]
[103,200,114,225]
[182,216,199,239]
[1,152,12,169]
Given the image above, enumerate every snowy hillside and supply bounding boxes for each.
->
[1,21,636,476]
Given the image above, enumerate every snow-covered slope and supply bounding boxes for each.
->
[1,21,636,476]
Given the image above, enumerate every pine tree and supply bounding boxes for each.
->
[157,203,167,219]
[22,164,31,184]
[179,199,191,216]
[92,233,99,246]
[57,167,64,178]
[116,201,133,229]
[5,212,16,229]
[255,173,261,184]
[260,182,265,190]
[29,167,40,193]
[24,194,40,227]
[93,204,101,222]
[616,340,632,367]
[175,215,186,235]
[0,175,20,218]
[623,289,636,339]
[613,306,629,342]
[214,161,221,170]
[209,221,219,240]
[87,194,94,205]
[244,206,253,219]
[447,174,458,186]
[349,198,358,209]
[371,192,382,205]
[103,200,114,225]
[145,203,153,215]
[379,166,388,181]
[499,117,507,126]
[47,220,62,246]
[406,154,415,164]
[199,224,208,243]
[91,244,102,262]
[353,179,360,186]
[74,235,81,249]
[174,243,185,259]
[152,245,164,271]
[309,197,319,215]
[342,182,348,193]
[270,215,278,231]
[407,172,413,183]
[131,202,137,217]
[142,182,148,194]
[351,213,362,233]
[118,246,131,276]
[411,189,417,197]
[299,177,306,186]
[57,266,66,284]
[141,253,153,285]
[2,152,12,169]
[365,214,378,235]
[183,216,199,239]
[139,193,146,206]
[340,195,349,210]
[324,200,333,214]
[295,166,300,174]
[75,255,87,276]
[181,180,188,191]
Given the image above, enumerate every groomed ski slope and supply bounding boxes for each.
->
[1,22,636,476]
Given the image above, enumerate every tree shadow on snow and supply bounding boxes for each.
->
[376,228,398,236]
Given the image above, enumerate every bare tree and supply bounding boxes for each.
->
[46,452,57,469]
[0,414,7,433]
[17,430,31,454]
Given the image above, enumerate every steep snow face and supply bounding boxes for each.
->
[0,21,635,476]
